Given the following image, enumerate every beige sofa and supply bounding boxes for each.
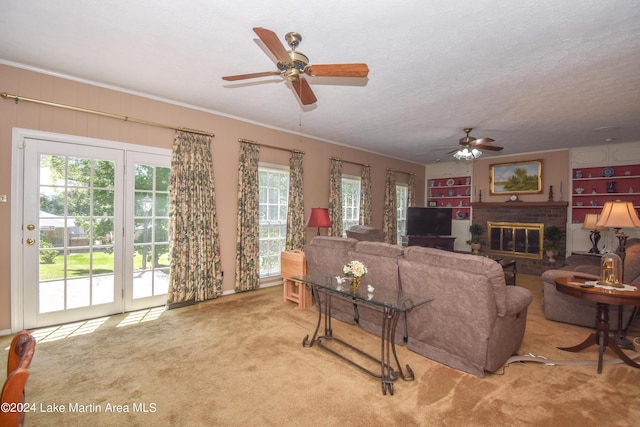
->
[541,239,640,328]
[303,237,533,377]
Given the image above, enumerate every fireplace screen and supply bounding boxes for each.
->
[488,222,544,259]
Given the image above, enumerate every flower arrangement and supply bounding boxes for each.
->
[344,260,368,278]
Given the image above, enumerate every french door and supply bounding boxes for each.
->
[16,131,170,329]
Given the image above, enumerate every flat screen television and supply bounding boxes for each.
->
[406,207,452,236]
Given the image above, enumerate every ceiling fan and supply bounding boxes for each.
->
[221,27,369,105]
[448,128,503,160]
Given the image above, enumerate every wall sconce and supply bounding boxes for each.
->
[306,208,332,235]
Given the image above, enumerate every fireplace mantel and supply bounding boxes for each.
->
[471,201,568,209]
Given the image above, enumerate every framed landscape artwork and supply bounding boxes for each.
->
[490,160,543,194]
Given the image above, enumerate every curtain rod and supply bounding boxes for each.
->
[1,91,215,137]
[387,168,415,176]
[330,157,369,168]
[238,138,304,154]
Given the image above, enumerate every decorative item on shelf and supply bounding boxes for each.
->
[591,188,597,194]
[575,187,584,194]
[446,178,455,186]
[575,170,583,179]
[576,202,584,206]
[607,181,617,193]
[596,200,640,270]
[343,260,367,292]
[508,194,520,202]
[548,185,554,201]
[581,214,609,254]
[599,252,623,288]
[543,225,563,263]
[602,167,615,177]
[448,188,455,197]
[306,207,332,235]
[467,223,484,255]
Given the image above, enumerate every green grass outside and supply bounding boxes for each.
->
[39,251,169,281]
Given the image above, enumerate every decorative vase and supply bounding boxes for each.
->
[546,250,558,263]
[351,277,362,292]
[471,242,481,255]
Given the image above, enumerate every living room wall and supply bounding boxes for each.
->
[472,150,570,204]
[0,64,425,332]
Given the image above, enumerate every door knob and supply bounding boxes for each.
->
[26,238,35,245]
[27,224,35,231]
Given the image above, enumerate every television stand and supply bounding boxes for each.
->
[407,235,455,251]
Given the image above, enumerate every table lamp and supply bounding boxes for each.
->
[595,200,640,349]
[596,200,640,261]
[581,213,609,254]
[307,208,332,235]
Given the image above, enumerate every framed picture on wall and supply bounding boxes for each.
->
[490,160,543,194]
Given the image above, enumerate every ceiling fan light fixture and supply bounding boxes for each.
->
[453,147,482,161]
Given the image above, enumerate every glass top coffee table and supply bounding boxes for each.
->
[294,273,432,395]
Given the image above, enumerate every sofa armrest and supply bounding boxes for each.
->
[573,265,600,276]
[542,269,599,284]
[504,286,533,317]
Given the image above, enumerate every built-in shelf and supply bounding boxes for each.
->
[571,165,640,223]
[428,176,471,220]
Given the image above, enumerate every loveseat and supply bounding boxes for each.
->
[541,238,640,328]
[303,236,533,377]
[345,225,385,242]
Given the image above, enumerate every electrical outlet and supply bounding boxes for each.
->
[0,195,7,202]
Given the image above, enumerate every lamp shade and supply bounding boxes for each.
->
[581,214,609,231]
[596,200,640,229]
[306,208,332,228]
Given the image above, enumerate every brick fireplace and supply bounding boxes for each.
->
[471,201,568,275]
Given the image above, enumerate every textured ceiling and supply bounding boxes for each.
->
[1,0,639,164]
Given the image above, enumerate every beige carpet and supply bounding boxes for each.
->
[2,274,640,426]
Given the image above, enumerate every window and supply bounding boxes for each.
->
[259,166,289,277]
[396,184,408,245]
[342,176,361,234]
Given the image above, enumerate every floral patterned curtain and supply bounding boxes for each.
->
[286,151,305,250]
[407,173,416,207]
[328,158,343,237]
[167,131,222,305]
[382,169,397,244]
[234,142,260,292]
[359,165,372,226]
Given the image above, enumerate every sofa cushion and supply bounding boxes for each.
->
[403,246,508,317]
[352,241,404,258]
[624,239,640,284]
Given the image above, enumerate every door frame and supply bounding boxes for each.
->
[10,128,171,332]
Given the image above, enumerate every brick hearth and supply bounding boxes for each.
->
[471,201,569,275]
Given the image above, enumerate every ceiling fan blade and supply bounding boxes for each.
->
[222,71,282,81]
[253,27,292,65]
[475,144,504,151]
[291,78,317,105]
[472,137,495,145]
[305,63,369,77]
